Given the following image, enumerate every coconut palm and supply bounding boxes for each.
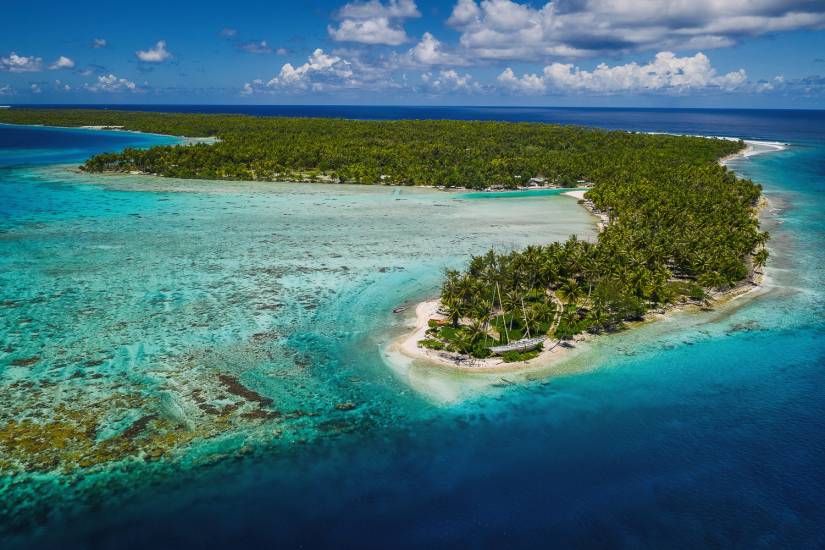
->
[557,279,582,306]
[752,248,769,275]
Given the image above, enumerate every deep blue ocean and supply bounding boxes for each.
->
[1,106,824,549]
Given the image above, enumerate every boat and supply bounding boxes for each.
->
[392,306,407,313]
[488,336,546,355]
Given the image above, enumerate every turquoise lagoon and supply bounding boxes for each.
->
[0,123,596,536]
[1,115,824,548]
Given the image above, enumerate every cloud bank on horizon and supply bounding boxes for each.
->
[1,0,824,106]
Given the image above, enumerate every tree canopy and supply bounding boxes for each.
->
[0,109,742,189]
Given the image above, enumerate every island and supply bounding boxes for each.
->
[0,109,768,372]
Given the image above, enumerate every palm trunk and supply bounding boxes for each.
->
[496,282,510,344]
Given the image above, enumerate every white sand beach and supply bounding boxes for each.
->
[385,299,589,374]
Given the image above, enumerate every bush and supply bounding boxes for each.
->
[419,339,445,351]
[688,284,707,301]
[501,349,541,363]
[469,344,492,359]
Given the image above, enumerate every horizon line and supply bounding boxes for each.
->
[3,103,825,113]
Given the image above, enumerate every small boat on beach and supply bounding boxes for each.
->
[488,337,546,355]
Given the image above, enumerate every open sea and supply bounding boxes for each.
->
[1,107,824,548]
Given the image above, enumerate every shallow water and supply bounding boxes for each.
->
[1,112,824,548]
[0,123,597,541]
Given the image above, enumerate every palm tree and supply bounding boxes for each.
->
[752,248,768,276]
[558,279,582,306]
[698,270,726,290]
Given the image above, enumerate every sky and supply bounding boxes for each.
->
[1,0,824,108]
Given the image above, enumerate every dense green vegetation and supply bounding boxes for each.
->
[0,109,740,189]
[0,109,767,359]
[437,166,767,356]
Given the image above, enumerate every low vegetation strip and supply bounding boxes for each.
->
[0,108,741,189]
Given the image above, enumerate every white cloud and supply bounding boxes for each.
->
[421,69,480,93]
[754,74,825,96]
[337,0,419,19]
[136,41,171,63]
[497,67,545,94]
[93,38,107,48]
[448,0,825,61]
[498,52,748,95]
[266,49,355,91]
[0,52,44,73]
[220,28,238,38]
[0,84,13,95]
[238,40,273,54]
[447,0,480,27]
[30,83,42,94]
[398,33,467,67]
[329,18,409,46]
[85,73,139,93]
[329,0,420,45]
[244,48,401,94]
[54,79,71,91]
[49,56,75,70]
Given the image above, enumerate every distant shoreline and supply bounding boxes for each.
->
[0,121,219,146]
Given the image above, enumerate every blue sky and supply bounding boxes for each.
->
[1,0,824,107]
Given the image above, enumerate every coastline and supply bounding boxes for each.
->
[0,121,219,146]
[719,139,788,165]
[383,138,781,383]
[385,299,593,374]
[2,119,782,379]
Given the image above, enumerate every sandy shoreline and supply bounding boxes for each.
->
[562,189,609,231]
[385,299,592,375]
[383,138,778,382]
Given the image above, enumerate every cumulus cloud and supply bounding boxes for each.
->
[243,48,400,94]
[498,52,747,94]
[265,49,355,91]
[448,0,825,61]
[220,28,238,38]
[396,32,468,67]
[85,73,139,93]
[421,69,480,93]
[337,0,419,19]
[240,80,259,96]
[329,0,421,45]
[30,83,42,94]
[0,52,44,72]
[49,56,75,70]
[0,84,13,95]
[329,18,409,46]
[93,38,107,48]
[136,41,171,63]
[238,40,273,54]
[497,68,545,94]
[54,79,71,92]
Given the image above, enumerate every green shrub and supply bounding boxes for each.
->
[501,349,541,363]
[419,339,445,351]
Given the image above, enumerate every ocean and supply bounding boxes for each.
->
[1,107,823,548]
